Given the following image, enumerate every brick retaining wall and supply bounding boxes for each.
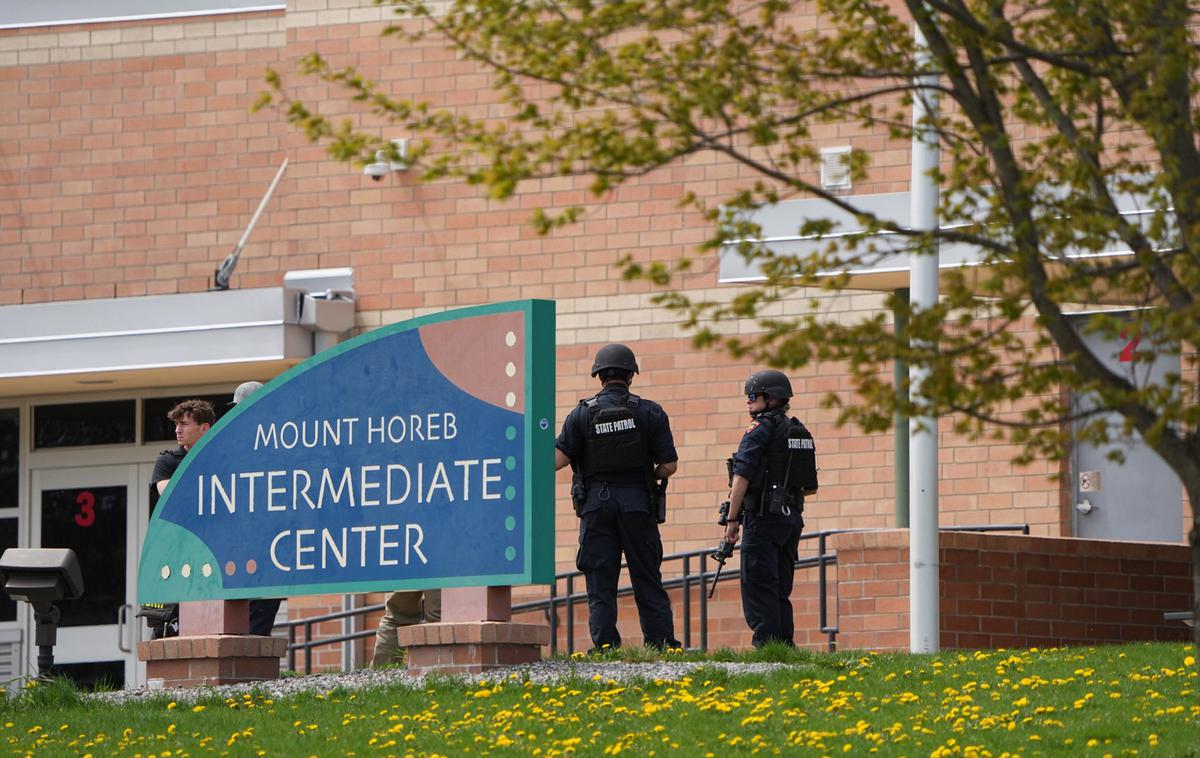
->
[516,531,1192,656]
[834,530,1192,650]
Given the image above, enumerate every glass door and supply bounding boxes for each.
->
[30,465,143,689]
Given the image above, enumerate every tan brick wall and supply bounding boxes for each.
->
[0,11,291,305]
[1,5,1070,550]
[2,2,1186,661]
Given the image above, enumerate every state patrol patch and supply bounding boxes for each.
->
[744,421,760,435]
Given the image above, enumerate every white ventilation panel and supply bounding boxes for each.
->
[0,628,23,690]
[820,146,853,190]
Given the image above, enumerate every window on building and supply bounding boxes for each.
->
[33,401,135,449]
[142,394,234,444]
[0,411,19,621]
[0,516,16,622]
[40,487,125,627]
[0,409,16,508]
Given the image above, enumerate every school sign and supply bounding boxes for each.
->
[137,300,556,603]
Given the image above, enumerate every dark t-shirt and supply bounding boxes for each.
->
[149,446,186,515]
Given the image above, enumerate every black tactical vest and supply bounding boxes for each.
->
[749,412,818,515]
[579,394,650,482]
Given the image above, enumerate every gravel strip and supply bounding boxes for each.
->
[89,660,807,705]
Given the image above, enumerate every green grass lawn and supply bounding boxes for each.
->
[0,642,1195,756]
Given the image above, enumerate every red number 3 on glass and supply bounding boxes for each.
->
[75,490,96,528]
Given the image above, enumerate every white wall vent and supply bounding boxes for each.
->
[820,146,853,190]
[0,628,23,689]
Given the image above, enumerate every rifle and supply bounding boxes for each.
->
[708,538,735,598]
[708,500,735,598]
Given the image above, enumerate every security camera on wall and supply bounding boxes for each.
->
[364,161,391,181]
[362,139,409,181]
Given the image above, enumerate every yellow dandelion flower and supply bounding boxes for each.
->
[192,705,206,713]
[166,702,177,710]
[1185,656,1196,667]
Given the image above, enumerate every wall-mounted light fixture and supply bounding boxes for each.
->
[363,139,409,181]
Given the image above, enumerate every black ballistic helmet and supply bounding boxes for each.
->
[591,343,640,377]
[745,369,793,400]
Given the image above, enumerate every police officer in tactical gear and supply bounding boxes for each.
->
[723,369,818,647]
[555,344,682,651]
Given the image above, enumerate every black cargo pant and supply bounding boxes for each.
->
[575,484,680,650]
[739,508,804,647]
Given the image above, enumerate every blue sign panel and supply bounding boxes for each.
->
[138,300,555,602]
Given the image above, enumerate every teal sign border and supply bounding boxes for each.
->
[137,299,555,602]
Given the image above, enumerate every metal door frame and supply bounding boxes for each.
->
[29,464,146,687]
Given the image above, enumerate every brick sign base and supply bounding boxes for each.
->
[396,621,549,675]
[137,635,289,688]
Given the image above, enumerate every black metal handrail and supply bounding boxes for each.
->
[519,523,1030,655]
[278,602,384,674]
[278,523,1030,670]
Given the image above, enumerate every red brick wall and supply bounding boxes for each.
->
[835,530,1192,652]
[287,530,1188,670]
[940,532,1193,649]
[520,528,1196,655]
[831,530,913,650]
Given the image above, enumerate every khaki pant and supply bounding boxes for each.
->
[371,589,442,668]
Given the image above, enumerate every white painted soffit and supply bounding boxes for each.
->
[0,1,283,29]
[718,190,1163,304]
[0,288,313,398]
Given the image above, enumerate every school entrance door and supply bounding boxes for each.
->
[1069,314,1184,543]
[29,465,148,689]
